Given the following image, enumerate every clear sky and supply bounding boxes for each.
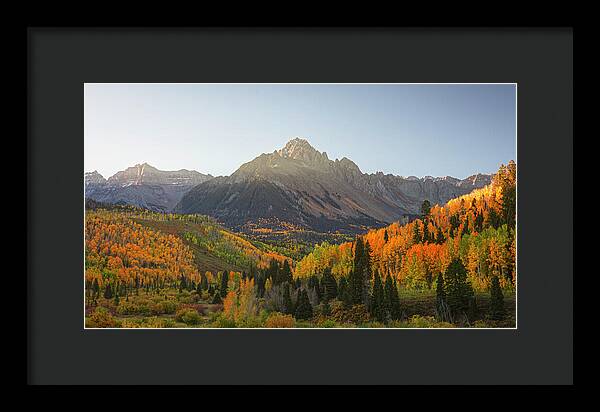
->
[84,83,516,179]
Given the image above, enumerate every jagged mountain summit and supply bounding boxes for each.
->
[85,163,213,212]
[175,138,491,233]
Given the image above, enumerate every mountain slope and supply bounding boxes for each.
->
[85,163,213,212]
[176,138,491,233]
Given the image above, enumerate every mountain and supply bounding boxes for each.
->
[85,163,213,212]
[175,138,491,233]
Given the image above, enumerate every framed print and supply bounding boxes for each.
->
[28,27,573,385]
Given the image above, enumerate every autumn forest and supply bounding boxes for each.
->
[85,161,516,328]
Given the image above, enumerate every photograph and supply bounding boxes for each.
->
[84,83,517,329]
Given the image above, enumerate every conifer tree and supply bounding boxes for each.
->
[283,282,293,315]
[421,199,431,218]
[445,259,475,318]
[362,241,373,306]
[294,289,313,320]
[488,276,505,320]
[383,274,395,321]
[390,277,402,320]
[211,291,222,304]
[412,221,422,244]
[370,271,385,322]
[281,260,293,285]
[220,271,229,298]
[383,229,389,243]
[267,259,280,285]
[322,267,337,301]
[436,226,445,244]
[114,292,120,306]
[349,238,365,304]
[92,279,100,300]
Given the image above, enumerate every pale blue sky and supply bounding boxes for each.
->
[84,84,516,179]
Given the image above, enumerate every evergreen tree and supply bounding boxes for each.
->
[362,241,373,306]
[281,260,293,285]
[390,278,402,320]
[412,221,422,244]
[370,270,385,322]
[474,212,484,233]
[295,278,302,289]
[435,272,451,322]
[421,199,431,218]
[436,226,445,244]
[349,237,367,305]
[383,274,395,321]
[488,276,505,320]
[294,289,313,320]
[220,271,229,298]
[308,275,321,303]
[445,259,475,319]
[179,274,187,292]
[283,282,293,315]
[338,277,352,308]
[211,291,222,304]
[92,279,100,300]
[422,220,429,243]
[267,259,280,285]
[383,229,389,243]
[114,291,120,306]
[322,267,338,301]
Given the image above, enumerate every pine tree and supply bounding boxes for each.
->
[383,274,395,321]
[421,199,431,218]
[322,267,338,301]
[390,277,402,320]
[283,282,293,315]
[179,274,187,292]
[349,238,363,304]
[114,292,120,306]
[435,272,451,322]
[92,279,100,300]
[294,289,313,320]
[220,271,229,298]
[281,260,293,285]
[488,276,505,320]
[370,270,385,322]
[267,259,280,285]
[211,291,222,304]
[445,259,475,319]
[362,241,373,306]
[412,221,422,244]
[436,226,445,244]
[383,229,389,243]
[337,276,352,308]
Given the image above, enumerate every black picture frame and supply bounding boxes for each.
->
[27,27,573,385]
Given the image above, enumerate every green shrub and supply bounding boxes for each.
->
[116,302,152,316]
[152,300,178,315]
[175,308,202,325]
[317,319,338,328]
[211,314,237,328]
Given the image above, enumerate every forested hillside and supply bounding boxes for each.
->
[85,162,515,328]
[295,161,516,292]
